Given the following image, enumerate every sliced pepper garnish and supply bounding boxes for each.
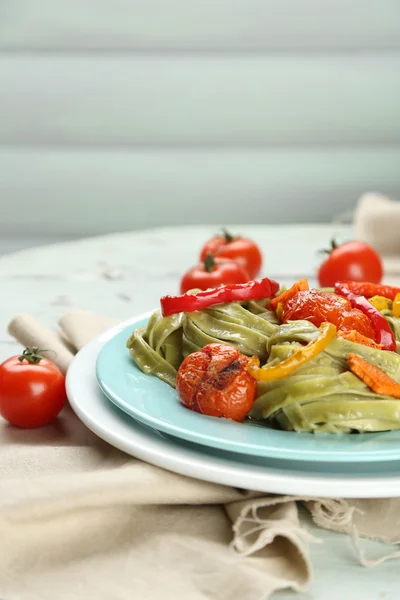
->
[336,281,400,301]
[348,353,400,399]
[160,277,280,317]
[275,302,284,320]
[335,283,396,352]
[247,322,336,381]
[368,295,392,313]
[337,330,383,349]
[393,293,400,318]
[269,278,309,311]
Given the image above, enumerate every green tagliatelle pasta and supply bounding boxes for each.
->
[250,320,400,433]
[127,297,400,434]
[126,311,184,387]
[126,300,279,387]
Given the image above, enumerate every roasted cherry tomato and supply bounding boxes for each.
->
[180,254,249,294]
[318,240,383,287]
[281,289,375,340]
[200,229,262,280]
[176,343,257,422]
[0,347,66,428]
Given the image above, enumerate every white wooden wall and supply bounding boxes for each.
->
[0,1,399,244]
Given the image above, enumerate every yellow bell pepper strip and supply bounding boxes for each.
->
[393,293,400,318]
[269,278,309,311]
[368,295,391,312]
[247,322,337,381]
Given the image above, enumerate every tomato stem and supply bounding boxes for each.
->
[18,347,44,364]
[319,238,340,256]
[222,228,235,243]
[203,253,216,273]
[18,347,56,364]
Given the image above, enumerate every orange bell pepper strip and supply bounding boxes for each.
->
[247,322,336,381]
[337,330,383,349]
[269,278,309,311]
[348,353,400,399]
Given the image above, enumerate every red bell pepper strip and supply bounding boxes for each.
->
[335,281,400,301]
[160,277,280,317]
[335,283,396,351]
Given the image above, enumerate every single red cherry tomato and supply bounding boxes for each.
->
[318,240,383,287]
[180,254,249,294]
[0,347,66,428]
[200,229,262,280]
[176,343,257,422]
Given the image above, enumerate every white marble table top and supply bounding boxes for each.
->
[0,224,399,599]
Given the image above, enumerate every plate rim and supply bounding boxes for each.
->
[95,314,400,463]
[66,322,400,498]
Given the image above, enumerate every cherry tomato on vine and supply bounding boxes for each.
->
[176,343,257,422]
[318,240,383,288]
[0,347,66,428]
[200,229,262,280]
[180,254,249,294]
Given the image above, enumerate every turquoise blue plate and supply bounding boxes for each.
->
[96,314,400,463]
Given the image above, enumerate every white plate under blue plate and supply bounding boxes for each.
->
[96,314,400,463]
[67,320,400,497]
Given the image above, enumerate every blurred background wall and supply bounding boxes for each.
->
[0,0,399,252]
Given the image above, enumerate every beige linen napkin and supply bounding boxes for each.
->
[355,193,400,272]
[1,310,400,600]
